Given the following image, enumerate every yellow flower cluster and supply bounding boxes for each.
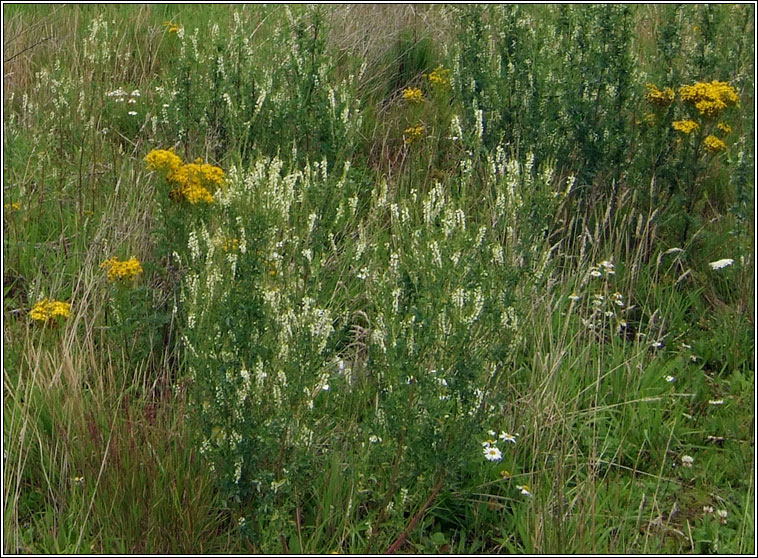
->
[426,65,451,88]
[717,122,732,134]
[679,80,739,117]
[145,148,183,175]
[403,124,425,145]
[402,87,424,104]
[636,112,656,126]
[704,135,727,153]
[672,119,699,134]
[30,299,71,323]
[101,256,144,282]
[221,237,239,252]
[4,202,20,211]
[163,21,180,34]
[645,83,675,107]
[145,149,224,204]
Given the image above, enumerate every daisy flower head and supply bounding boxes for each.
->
[499,432,518,444]
[483,446,502,462]
[516,484,532,497]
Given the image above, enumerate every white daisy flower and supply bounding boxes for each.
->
[499,432,518,444]
[516,484,532,497]
[483,446,502,462]
[708,399,724,405]
[128,110,137,116]
[665,375,675,382]
[681,455,694,468]
[568,293,581,301]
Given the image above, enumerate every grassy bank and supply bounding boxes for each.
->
[3,4,754,554]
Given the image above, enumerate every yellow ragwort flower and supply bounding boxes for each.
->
[163,21,181,33]
[636,112,657,126]
[717,122,732,135]
[704,135,727,153]
[672,119,699,134]
[645,83,675,107]
[4,202,21,211]
[145,148,183,176]
[221,237,240,252]
[403,124,425,145]
[402,87,424,104]
[426,65,451,88]
[101,256,144,282]
[679,80,739,117]
[30,299,71,323]
[146,149,224,205]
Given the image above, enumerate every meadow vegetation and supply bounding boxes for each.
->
[3,4,754,554]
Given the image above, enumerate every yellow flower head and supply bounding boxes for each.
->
[672,119,699,134]
[163,21,181,33]
[645,83,675,107]
[704,135,727,153]
[717,122,732,135]
[101,256,144,282]
[4,202,21,212]
[679,80,739,117]
[637,112,657,126]
[402,87,424,104]
[30,299,71,323]
[146,149,224,205]
[403,124,425,145]
[426,65,451,88]
[145,148,183,175]
[221,237,240,252]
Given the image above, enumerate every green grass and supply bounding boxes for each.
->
[3,4,754,554]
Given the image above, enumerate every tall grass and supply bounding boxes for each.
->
[3,4,754,554]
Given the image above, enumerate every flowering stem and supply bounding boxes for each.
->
[385,474,445,554]
[365,436,405,554]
